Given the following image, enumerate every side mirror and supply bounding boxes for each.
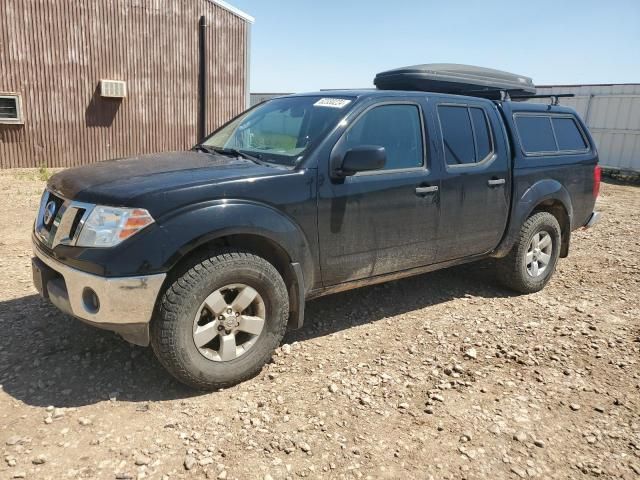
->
[334,145,386,177]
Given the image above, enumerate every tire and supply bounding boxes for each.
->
[150,249,289,390]
[496,212,561,294]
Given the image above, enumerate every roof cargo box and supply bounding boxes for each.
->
[374,63,536,97]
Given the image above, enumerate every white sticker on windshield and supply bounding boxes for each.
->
[314,98,352,109]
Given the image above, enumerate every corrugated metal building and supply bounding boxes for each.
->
[530,84,640,173]
[0,0,253,168]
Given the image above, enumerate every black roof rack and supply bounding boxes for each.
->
[507,93,575,106]
[461,90,575,105]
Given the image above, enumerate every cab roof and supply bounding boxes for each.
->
[285,89,498,103]
[279,90,579,115]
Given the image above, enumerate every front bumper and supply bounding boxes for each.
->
[32,241,166,346]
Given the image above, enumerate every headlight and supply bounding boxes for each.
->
[76,206,154,247]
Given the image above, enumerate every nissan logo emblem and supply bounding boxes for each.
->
[43,201,57,225]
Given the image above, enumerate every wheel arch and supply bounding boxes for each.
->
[493,179,574,258]
[531,199,571,257]
[157,202,314,329]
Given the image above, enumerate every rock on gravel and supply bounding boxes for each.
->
[514,431,528,443]
[78,417,92,426]
[134,454,151,466]
[298,442,311,453]
[184,455,197,470]
[5,436,22,446]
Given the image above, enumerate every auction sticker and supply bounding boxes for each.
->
[314,98,352,108]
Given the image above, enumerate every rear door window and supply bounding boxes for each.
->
[438,105,476,165]
[470,107,492,161]
[438,105,495,166]
[552,117,587,151]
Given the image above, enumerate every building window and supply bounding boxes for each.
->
[0,94,24,124]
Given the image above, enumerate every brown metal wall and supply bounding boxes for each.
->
[0,0,248,168]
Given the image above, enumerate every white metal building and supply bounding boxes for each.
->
[530,84,640,173]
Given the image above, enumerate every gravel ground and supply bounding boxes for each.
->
[0,170,638,480]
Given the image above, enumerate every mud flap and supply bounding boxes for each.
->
[288,262,305,329]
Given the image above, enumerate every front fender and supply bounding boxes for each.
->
[156,200,316,289]
[493,179,573,258]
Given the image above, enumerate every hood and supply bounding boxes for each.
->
[48,151,285,205]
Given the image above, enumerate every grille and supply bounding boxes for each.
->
[68,208,87,239]
[35,189,95,248]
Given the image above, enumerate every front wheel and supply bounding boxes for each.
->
[151,250,289,390]
[496,212,561,294]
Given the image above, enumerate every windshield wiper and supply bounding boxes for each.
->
[193,144,273,166]
[210,147,268,165]
[193,144,215,154]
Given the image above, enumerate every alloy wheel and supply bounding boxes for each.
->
[526,231,553,277]
[192,284,266,362]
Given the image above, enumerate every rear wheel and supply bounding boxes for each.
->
[496,212,561,294]
[151,250,289,390]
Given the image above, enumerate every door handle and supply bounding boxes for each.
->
[415,185,439,195]
[488,178,506,187]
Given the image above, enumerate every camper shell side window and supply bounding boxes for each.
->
[514,113,590,156]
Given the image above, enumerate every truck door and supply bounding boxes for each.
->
[434,100,510,261]
[317,100,440,286]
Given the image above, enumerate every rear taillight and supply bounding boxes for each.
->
[593,165,602,198]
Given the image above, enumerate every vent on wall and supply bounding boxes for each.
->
[0,94,24,124]
[100,80,127,98]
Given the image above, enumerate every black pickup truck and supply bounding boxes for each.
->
[32,65,601,389]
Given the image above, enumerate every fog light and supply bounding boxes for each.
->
[82,287,100,314]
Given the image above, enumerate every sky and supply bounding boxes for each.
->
[228,0,640,93]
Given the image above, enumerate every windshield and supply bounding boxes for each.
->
[202,96,354,165]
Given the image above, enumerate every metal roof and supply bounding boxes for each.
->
[208,0,254,23]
